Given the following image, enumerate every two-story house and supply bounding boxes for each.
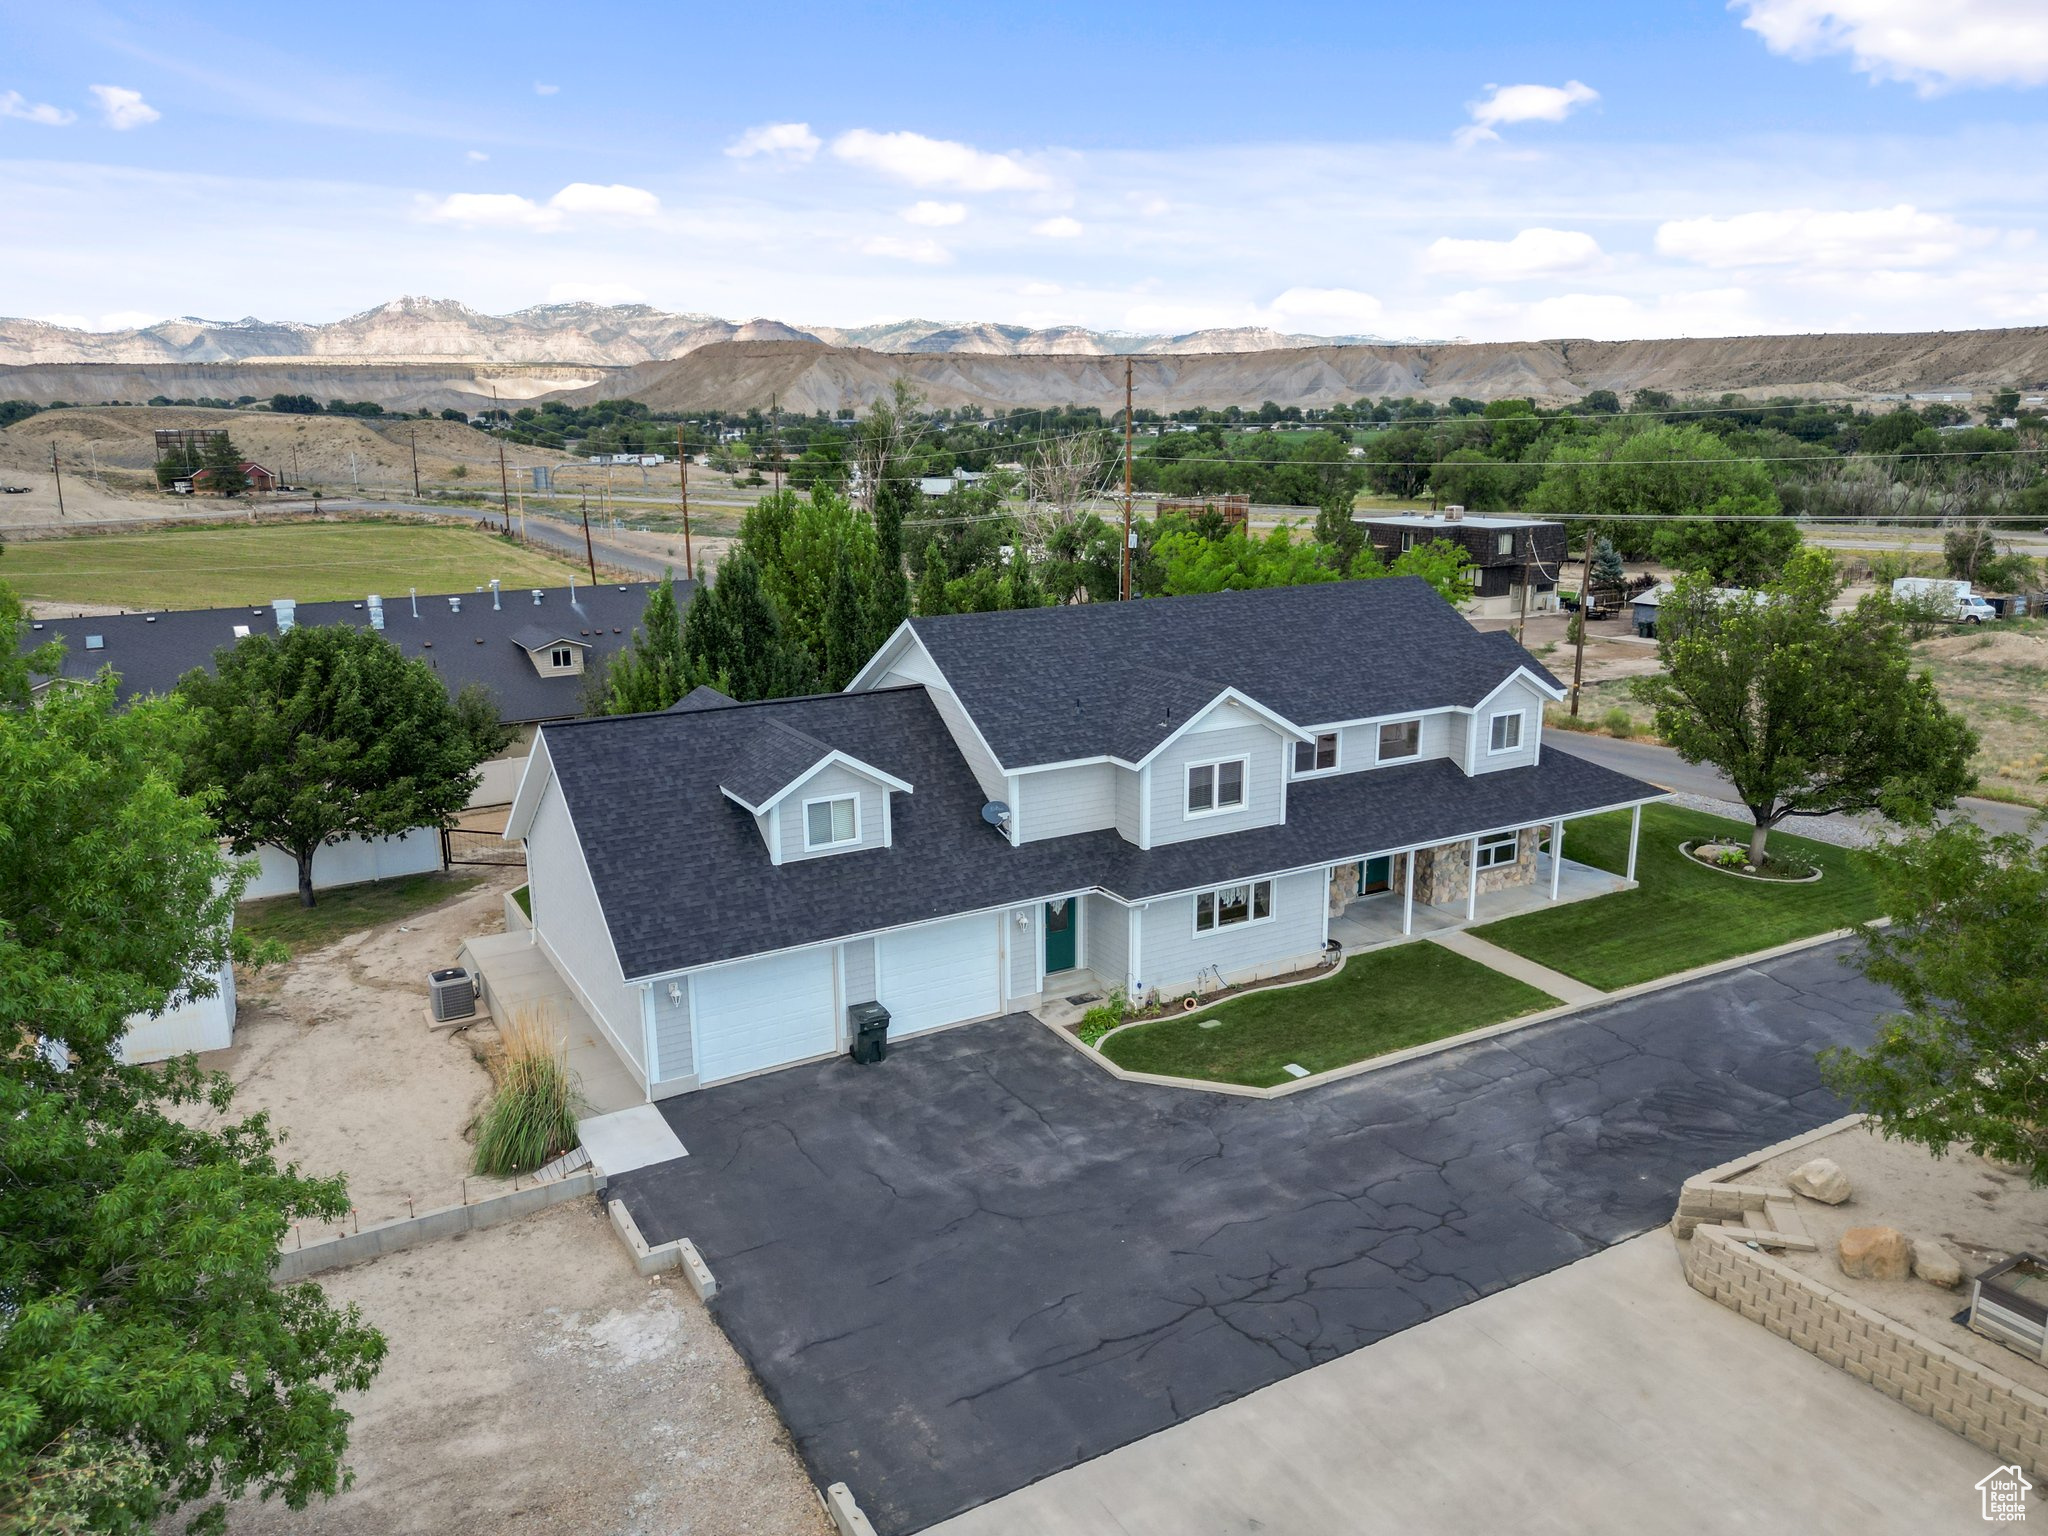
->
[501,578,1665,1100]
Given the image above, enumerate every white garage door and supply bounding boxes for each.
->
[692,947,837,1084]
[878,914,1002,1037]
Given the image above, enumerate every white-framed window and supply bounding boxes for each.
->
[1476,830,1520,870]
[1194,877,1274,934]
[803,793,860,851]
[1376,719,1421,762]
[1185,756,1248,817]
[1292,732,1338,775]
[1494,531,1516,557]
[549,646,574,669]
[1399,529,1416,552]
[1487,710,1525,755]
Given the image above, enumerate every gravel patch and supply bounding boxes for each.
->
[1667,792,1881,850]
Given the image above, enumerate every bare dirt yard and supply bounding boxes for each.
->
[194,868,524,1233]
[1910,622,2048,797]
[219,1201,832,1536]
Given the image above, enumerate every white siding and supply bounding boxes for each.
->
[243,826,444,901]
[1146,716,1287,848]
[1017,761,1119,842]
[1445,710,1473,772]
[1114,769,1142,843]
[778,763,890,863]
[650,982,692,1088]
[1134,868,1327,999]
[525,782,646,1084]
[118,959,236,1063]
[881,651,1006,800]
[1328,711,1459,777]
[1006,906,1038,1000]
[843,936,877,1004]
[1082,893,1128,992]
[1472,677,1547,773]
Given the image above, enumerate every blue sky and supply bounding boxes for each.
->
[4,0,2048,339]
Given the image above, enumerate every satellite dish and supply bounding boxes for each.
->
[981,801,1012,828]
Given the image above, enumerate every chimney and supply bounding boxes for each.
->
[490,578,501,611]
[368,594,384,631]
[272,599,296,632]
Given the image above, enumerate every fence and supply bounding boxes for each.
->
[444,827,525,867]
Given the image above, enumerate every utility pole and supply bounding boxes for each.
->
[579,491,597,582]
[678,421,693,572]
[492,387,510,530]
[409,429,420,497]
[1513,539,1532,644]
[1121,358,1134,600]
[1569,524,1596,717]
[50,443,65,517]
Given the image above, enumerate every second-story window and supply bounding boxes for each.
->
[1494,531,1516,557]
[1377,719,1421,762]
[1488,711,1525,754]
[1293,732,1338,775]
[550,646,574,669]
[804,794,860,851]
[1186,757,1247,816]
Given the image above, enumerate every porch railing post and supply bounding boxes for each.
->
[1402,851,1415,936]
[1465,837,1480,922]
[1549,819,1564,901]
[1627,803,1642,883]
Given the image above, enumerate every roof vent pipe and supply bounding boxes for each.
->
[368,595,384,631]
[532,588,542,605]
[449,596,461,614]
[490,578,501,611]
[410,587,418,619]
[272,599,296,632]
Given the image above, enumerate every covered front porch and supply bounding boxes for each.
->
[1327,805,1643,956]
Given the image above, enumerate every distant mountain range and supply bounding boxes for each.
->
[0,295,1392,368]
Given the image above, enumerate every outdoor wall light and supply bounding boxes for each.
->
[666,982,683,1005]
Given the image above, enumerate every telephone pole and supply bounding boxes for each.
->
[50,443,64,518]
[1121,358,1134,600]
[1569,524,1596,717]
[579,492,597,582]
[492,387,510,529]
[678,422,693,572]
[409,429,420,497]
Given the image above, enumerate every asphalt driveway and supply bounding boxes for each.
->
[610,939,1891,1535]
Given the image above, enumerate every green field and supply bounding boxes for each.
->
[0,521,589,610]
[1472,805,1884,990]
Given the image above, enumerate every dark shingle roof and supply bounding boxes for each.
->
[541,689,1663,981]
[22,581,679,725]
[908,578,1561,769]
[719,719,838,810]
[509,623,588,653]
[670,684,736,713]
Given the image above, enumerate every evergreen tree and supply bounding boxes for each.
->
[681,550,818,700]
[1003,545,1043,610]
[914,538,950,617]
[197,432,249,498]
[1591,535,1626,590]
[599,573,692,714]
[871,473,913,641]
[821,545,871,691]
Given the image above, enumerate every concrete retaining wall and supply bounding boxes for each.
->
[274,1169,601,1282]
[1684,1224,2048,1478]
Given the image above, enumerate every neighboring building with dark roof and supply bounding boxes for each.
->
[23,578,674,728]
[501,578,1665,1102]
[1354,510,1568,619]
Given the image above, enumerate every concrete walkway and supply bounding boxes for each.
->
[927,1232,1990,1536]
[1429,928,1607,1007]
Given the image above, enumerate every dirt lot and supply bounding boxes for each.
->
[1910,622,2048,794]
[196,869,523,1232]
[1752,1123,2048,1396]
[219,1201,832,1536]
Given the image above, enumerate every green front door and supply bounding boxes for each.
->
[1045,898,1078,973]
[1360,856,1392,894]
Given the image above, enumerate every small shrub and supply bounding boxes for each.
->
[1601,706,1635,738]
[472,1009,580,1175]
[1544,706,1597,734]
[1077,989,1128,1047]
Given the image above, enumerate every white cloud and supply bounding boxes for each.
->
[1031,215,1083,238]
[1734,1,2048,92]
[1655,204,1991,268]
[902,200,966,226]
[548,182,660,217]
[35,309,164,331]
[1455,80,1597,147]
[1264,287,1385,330]
[1020,281,1064,296]
[547,280,646,304]
[860,234,951,264]
[726,121,821,161]
[1422,227,1606,279]
[466,150,489,163]
[533,82,560,96]
[831,129,1050,191]
[0,91,75,126]
[89,85,159,131]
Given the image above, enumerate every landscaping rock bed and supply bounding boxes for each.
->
[1681,838,1823,884]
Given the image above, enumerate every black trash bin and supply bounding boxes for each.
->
[848,1000,891,1065]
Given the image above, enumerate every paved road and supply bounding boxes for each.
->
[1549,733,2043,841]
[612,940,1890,1535]
[316,497,677,579]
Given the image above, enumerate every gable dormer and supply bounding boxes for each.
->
[510,623,589,677]
[718,719,914,865]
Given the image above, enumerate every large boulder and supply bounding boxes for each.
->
[1912,1239,1965,1289]
[1839,1226,1912,1281]
[1788,1157,1852,1205]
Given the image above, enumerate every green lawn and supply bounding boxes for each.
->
[239,872,482,955]
[2,521,586,610]
[1098,943,1558,1089]
[1472,804,1883,991]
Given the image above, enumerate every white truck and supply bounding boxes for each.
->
[1891,576,1998,623]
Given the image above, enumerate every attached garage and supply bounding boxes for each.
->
[692,946,837,1084]
[877,913,1004,1037]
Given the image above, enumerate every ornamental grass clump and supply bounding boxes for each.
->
[472,1009,579,1176]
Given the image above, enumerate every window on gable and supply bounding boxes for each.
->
[1377,719,1421,761]
[1476,831,1520,870]
[1293,732,1338,774]
[1195,878,1274,933]
[549,646,574,669]
[804,794,859,850]
[1488,711,1524,754]
[1186,757,1247,816]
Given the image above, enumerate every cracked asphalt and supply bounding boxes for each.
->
[610,939,1890,1535]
